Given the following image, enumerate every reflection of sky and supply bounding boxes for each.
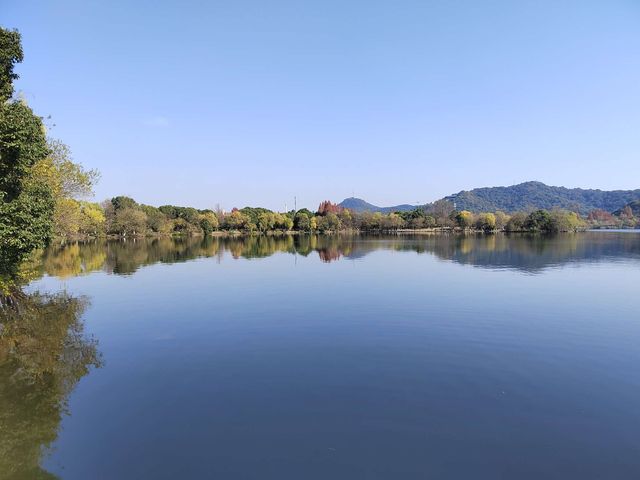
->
[29,234,640,478]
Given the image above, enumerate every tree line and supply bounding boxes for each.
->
[45,197,618,238]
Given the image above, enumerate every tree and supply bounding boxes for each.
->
[110,208,148,236]
[78,202,106,236]
[427,199,455,226]
[338,209,353,229]
[317,200,342,215]
[587,209,616,227]
[35,139,99,199]
[524,210,552,232]
[506,212,527,232]
[0,28,22,101]
[0,179,54,274]
[53,197,82,237]
[198,212,219,234]
[111,196,138,211]
[270,212,292,231]
[494,211,509,230]
[294,212,311,231]
[455,210,474,228]
[382,213,404,230]
[29,139,100,239]
[141,205,171,234]
[423,215,436,228]
[409,216,426,229]
[257,212,275,232]
[317,212,341,232]
[0,28,54,274]
[223,209,250,231]
[475,212,497,231]
[548,210,585,232]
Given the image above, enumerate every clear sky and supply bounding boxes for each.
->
[2,0,640,211]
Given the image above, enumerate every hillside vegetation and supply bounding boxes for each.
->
[338,197,415,213]
[444,181,640,214]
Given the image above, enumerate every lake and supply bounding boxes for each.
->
[2,232,640,479]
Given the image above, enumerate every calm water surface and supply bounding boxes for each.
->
[2,232,640,479]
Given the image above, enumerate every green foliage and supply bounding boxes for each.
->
[506,212,527,232]
[446,181,640,215]
[548,210,586,232]
[239,207,272,226]
[223,210,251,231]
[159,205,200,224]
[296,208,314,218]
[28,139,101,239]
[140,205,171,233]
[257,212,275,232]
[111,196,138,211]
[110,208,148,236]
[294,212,311,231]
[0,28,22,101]
[475,212,497,231]
[317,212,341,232]
[0,100,49,201]
[524,210,553,232]
[78,202,106,236]
[383,213,404,230]
[198,212,219,234]
[0,179,55,275]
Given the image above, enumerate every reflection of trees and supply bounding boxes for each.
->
[27,232,640,279]
[418,233,640,272]
[0,291,101,479]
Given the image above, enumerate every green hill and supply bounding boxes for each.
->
[338,197,415,213]
[444,181,640,214]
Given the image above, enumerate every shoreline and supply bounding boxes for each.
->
[51,226,639,244]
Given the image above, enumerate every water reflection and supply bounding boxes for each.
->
[33,232,640,278]
[1,232,638,478]
[0,290,101,479]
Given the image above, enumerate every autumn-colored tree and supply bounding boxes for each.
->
[494,211,510,230]
[382,213,405,230]
[475,212,497,231]
[455,210,474,228]
[506,212,527,232]
[223,210,251,231]
[317,200,342,216]
[198,211,219,234]
[587,209,619,228]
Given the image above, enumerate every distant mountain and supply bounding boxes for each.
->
[614,199,640,216]
[445,181,640,214]
[338,197,416,213]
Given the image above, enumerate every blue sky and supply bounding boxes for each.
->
[3,0,640,210]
